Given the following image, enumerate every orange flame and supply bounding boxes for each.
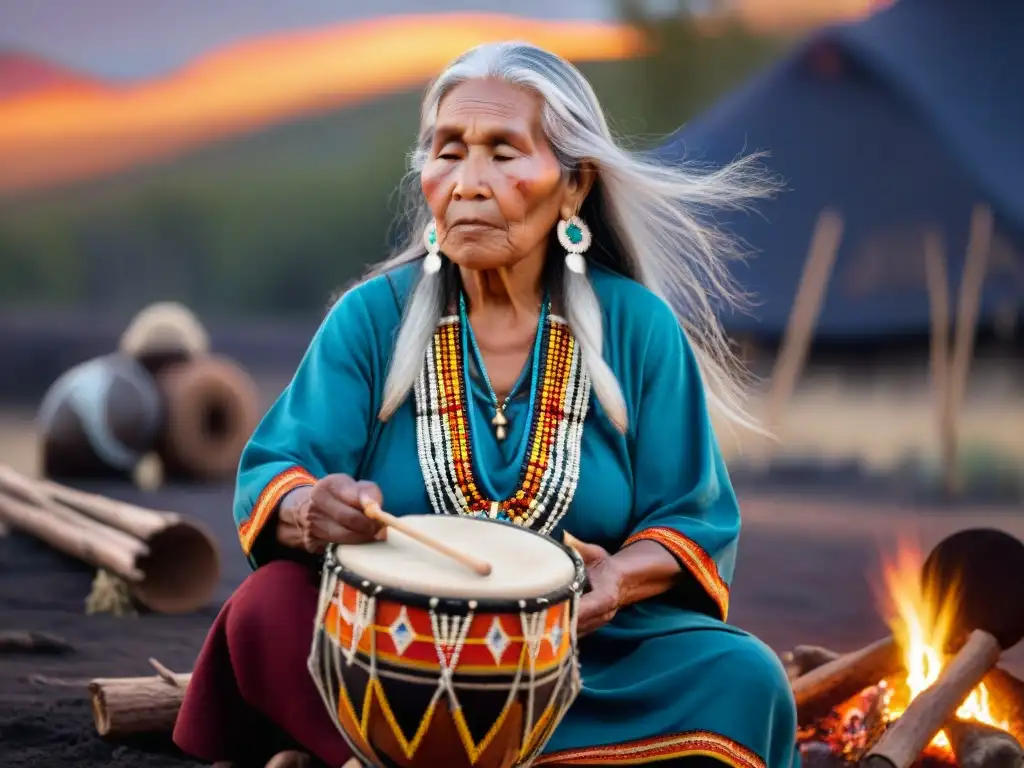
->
[878,540,1008,753]
[0,14,645,196]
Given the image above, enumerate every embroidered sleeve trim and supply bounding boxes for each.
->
[238,466,316,555]
[534,729,765,767]
[623,526,730,621]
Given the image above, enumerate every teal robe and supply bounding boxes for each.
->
[234,263,798,768]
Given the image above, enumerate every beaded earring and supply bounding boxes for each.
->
[556,215,592,274]
[422,221,442,274]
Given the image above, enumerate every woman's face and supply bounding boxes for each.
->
[421,78,583,272]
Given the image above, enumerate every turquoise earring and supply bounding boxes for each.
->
[557,215,591,274]
[423,221,442,274]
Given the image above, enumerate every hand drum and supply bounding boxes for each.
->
[309,515,586,768]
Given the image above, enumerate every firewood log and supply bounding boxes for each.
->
[946,719,1024,768]
[0,466,220,613]
[89,672,192,738]
[0,630,73,654]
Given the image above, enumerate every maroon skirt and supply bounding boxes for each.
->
[173,559,353,767]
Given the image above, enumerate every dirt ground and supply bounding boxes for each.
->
[2,419,1024,767]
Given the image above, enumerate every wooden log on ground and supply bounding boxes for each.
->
[0,487,145,581]
[89,668,192,738]
[26,473,173,539]
[90,662,362,768]
[0,465,221,613]
[0,630,73,654]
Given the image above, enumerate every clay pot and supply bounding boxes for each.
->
[156,356,261,483]
[37,354,163,480]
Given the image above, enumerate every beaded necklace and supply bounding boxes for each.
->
[413,301,591,533]
[458,292,546,442]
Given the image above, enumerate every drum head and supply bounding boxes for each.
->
[333,515,577,600]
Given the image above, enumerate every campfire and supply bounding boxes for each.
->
[880,543,1009,749]
[792,530,1024,768]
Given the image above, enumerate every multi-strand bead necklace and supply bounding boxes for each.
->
[413,297,590,534]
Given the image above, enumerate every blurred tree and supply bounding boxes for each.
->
[0,24,790,316]
[0,215,81,304]
[615,0,788,137]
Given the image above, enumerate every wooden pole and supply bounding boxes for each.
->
[922,231,956,495]
[941,204,994,494]
[758,209,844,456]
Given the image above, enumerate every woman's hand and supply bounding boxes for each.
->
[278,474,385,554]
[566,533,625,636]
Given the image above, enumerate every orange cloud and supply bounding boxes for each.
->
[0,14,644,196]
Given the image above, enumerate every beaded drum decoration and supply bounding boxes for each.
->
[413,312,590,535]
[309,514,586,768]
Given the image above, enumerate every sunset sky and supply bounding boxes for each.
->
[0,2,881,195]
[0,14,644,195]
[0,0,879,79]
[3,1,610,79]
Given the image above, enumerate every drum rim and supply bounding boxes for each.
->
[322,516,587,614]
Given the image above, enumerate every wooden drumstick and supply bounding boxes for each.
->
[359,496,493,577]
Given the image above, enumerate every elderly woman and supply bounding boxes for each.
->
[174,42,796,768]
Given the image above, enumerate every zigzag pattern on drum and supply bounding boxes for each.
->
[313,573,581,766]
[238,466,316,555]
[534,729,766,767]
[413,312,590,535]
[623,526,730,621]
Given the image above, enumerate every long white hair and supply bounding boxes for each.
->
[369,41,774,434]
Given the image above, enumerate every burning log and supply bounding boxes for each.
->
[793,638,905,724]
[783,645,842,681]
[787,640,1024,762]
[792,529,1024,733]
[89,659,192,738]
[862,629,1007,768]
[860,529,1024,768]
[0,465,220,613]
[986,669,1024,727]
[946,719,1024,768]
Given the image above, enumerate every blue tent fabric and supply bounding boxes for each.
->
[656,0,1024,338]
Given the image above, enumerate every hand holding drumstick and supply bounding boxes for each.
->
[276,473,493,576]
[277,474,387,553]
